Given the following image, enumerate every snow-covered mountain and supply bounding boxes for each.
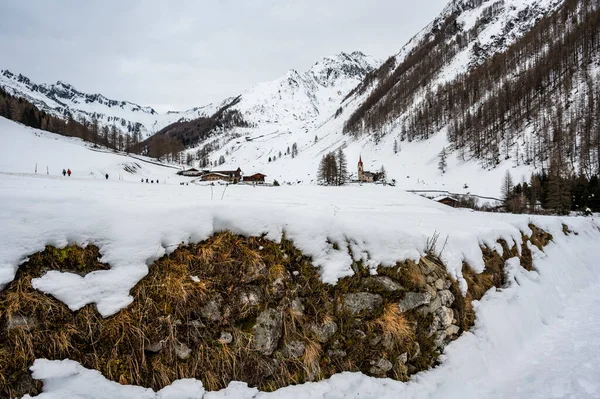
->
[234,51,380,126]
[179,0,574,197]
[0,70,217,137]
[150,51,381,160]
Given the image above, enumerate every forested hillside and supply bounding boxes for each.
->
[345,0,600,178]
[0,86,143,153]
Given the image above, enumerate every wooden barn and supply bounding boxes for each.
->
[243,173,266,184]
[433,195,458,207]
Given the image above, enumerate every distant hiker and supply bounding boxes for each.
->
[105,173,109,180]
[67,169,71,177]
[62,169,66,177]
[146,178,148,183]
[141,178,144,183]
[151,180,154,184]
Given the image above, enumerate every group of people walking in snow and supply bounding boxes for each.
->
[61,168,110,180]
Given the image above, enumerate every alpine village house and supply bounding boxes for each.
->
[178,167,266,184]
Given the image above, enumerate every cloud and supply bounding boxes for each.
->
[0,0,448,112]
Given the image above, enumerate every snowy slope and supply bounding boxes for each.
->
[0,70,218,137]
[0,116,185,183]
[182,0,564,198]
[1,113,600,398]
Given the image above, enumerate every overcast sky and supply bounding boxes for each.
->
[0,0,448,112]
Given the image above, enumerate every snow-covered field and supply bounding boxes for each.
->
[2,118,600,398]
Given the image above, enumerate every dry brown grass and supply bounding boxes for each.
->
[301,339,322,378]
[371,303,414,343]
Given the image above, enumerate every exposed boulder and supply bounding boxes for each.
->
[398,292,431,312]
[438,290,455,307]
[398,352,408,364]
[237,287,263,309]
[242,261,268,283]
[175,342,192,360]
[434,279,444,290]
[342,292,383,317]
[200,295,223,322]
[436,307,454,328]
[310,319,338,343]
[445,324,460,336]
[369,358,393,375]
[145,341,164,353]
[363,276,404,292]
[328,349,347,358]
[252,308,283,356]
[290,297,305,315]
[282,340,306,359]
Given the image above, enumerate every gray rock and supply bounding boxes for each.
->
[219,332,233,344]
[252,308,283,355]
[271,276,287,298]
[175,342,192,360]
[419,261,436,275]
[283,340,305,358]
[370,335,382,346]
[291,297,305,315]
[342,293,383,316]
[310,319,338,343]
[353,329,367,340]
[398,352,408,364]
[329,349,347,358]
[242,261,267,283]
[364,276,404,292]
[445,324,460,336]
[438,290,455,307]
[264,359,281,377]
[238,287,263,308]
[424,284,437,299]
[382,332,394,350]
[398,292,431,312]
[200,296,223,322]
[7,315,38,330]
[435,307,454,329]
[146,340,164,353]
[411,342,421,360]
[444,280,452,289]
[426,275,437,284]
[433,331,447,348]
[427,295,443,313]
[369,358,393,375]
[434,279,445,290]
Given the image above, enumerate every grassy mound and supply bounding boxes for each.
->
[0,227,557,397]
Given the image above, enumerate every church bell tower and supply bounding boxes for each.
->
[358,156,364,182]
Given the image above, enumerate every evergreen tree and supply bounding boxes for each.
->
[438,147,448,173]
[501,170,514,203]
[336,148,348,186]
[379,165,387,181]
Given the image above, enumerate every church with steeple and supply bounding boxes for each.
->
[357,156,375,182]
